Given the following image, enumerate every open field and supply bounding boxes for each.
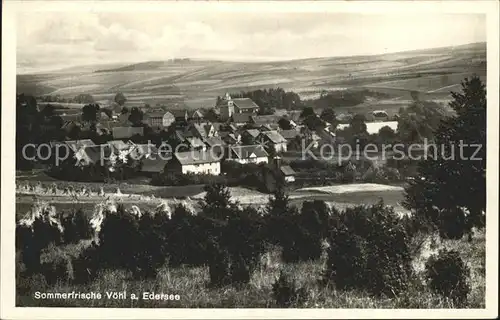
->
[16,178,409,219]
[17,43,486,110]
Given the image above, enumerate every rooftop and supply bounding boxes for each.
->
[230,145,269,159]
[174,150,222,165]
[233,98,260,110]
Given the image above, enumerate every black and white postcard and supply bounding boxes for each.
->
[1,1,499,319]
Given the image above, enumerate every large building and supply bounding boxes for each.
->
[218,93,260,121]
[145,111,175,128]
[168,150,222,175]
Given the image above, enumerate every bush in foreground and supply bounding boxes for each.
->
[271,270,309,307]
[425,249,470,305]
[324,201,413,297]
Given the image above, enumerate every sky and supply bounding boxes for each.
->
[16,11,486,74]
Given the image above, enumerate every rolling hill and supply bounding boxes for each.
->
[16,42,486,111]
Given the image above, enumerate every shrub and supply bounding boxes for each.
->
[40,245,74,285]
[97,206,170,279]
[167,206,211,267]
[16,203,64,274]
[324,201,413,297]
[437,207,468,239]
[71,241,101,285]
[271,271,309,308]
[425,249,470,305]
[59,209,93,244]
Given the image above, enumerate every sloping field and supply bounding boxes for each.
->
[17,43,486,109]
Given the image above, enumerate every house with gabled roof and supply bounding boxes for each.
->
[185,137,207,151]
[141,156,170,177]
[189,122,218,139]
[204,137,226,157]
[217,93,260,121]
[75,144,112,166]
[190,109,205,122]
[258,131,288,153]
[241,129,261,145]
[144,111,175,128]
[128,142,158,161]
[220,132,241,145]
[233,98,260,114]
[167,150,222,175]
[228,145,269,165]
[106,140,131,160]
[170,109,189,123]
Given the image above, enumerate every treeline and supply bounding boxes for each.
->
[312,89,391,109]
[17,183,476,305]
[37,94,95,104]
[223,87,393,113]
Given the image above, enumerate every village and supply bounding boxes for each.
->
[35,90,402,190]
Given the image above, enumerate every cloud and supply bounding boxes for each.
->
[16,11,486,73]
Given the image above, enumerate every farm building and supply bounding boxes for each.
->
[228,145,269,164]
[280,165,296,182]
[112,126,144,139]
[168,150,221,175]
[144,111,175,128]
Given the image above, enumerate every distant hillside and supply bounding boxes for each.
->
[17,42,486,110]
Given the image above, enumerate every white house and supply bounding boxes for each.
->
[169,150,221,175]
[228,145,269,164]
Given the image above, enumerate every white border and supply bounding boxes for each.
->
[2,1,499,319]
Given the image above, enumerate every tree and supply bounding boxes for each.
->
[278,118,293,130]
[73,94,95,104]
[396,100,448,145]
[320,108,337,127]
[114,92,127,106]
[128,107,144,126]
[377,125,397,144]
[303,115,325,131]
[81,103,100,123]
[403,77,486,237]
[203,183,234,220]
[349,114,367,136]
[300,106,316,119]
